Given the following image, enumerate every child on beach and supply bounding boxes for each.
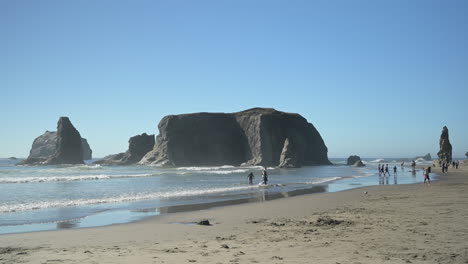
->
[423,168,430,185]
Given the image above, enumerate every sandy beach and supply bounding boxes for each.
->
[1,162,467,264]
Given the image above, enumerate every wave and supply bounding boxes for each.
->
[192,169,249,175]
[368,159,385,163]
[177,165,236,171]
[0,185,261,213]
[0,173,155,184]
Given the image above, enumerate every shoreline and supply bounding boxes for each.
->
[0,163,426,235]
[2,162,467,263]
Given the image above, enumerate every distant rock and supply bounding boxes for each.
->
[81,138,92,160]
[139,108,331,167]
[353,160,366,167]
[94,133,155,165]
[93,153,125,165]
[7,157,18,160]
[18,130,91,165]
[415,153,431,161]
[46,117,84,165]
[18,117,85,165]
[347,155,361,166]
[437,126,452,164]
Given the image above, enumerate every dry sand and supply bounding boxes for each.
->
[1,162,468,264]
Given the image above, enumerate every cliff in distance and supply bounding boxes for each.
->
[139,108,331,167]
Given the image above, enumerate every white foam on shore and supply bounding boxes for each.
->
[0,174,155,184]
[0,185,261,213]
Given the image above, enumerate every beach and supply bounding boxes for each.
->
[1,162,467,264]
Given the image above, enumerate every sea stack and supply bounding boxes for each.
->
[18,117,85,165]
[139,108,331,167]
[94,133,155,165]
[437,126,452,164]
[346,155,362,166]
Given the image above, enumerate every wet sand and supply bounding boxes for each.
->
[2,161,468,264]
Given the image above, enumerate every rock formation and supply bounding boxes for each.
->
[81,138,92,160]
[415,153,431,161]
[18,131,92,164]
[18,117,85,165]
[94,133,155,165]
[353,160,365,167]
[347,155,361,166]
[139,108,331,167]
[437,126,452,164]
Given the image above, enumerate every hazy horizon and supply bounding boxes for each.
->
[2,0,467,159]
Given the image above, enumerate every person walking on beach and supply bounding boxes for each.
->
[378,164,382,176]
[456,160,459,169]
[247,172,255,185]
[384,164,390,177]
[401,162,404,170]
[262,167,268,185]
[393,165,397,176]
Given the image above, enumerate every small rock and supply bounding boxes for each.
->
[221,244,230,249]
[197,220,211,226]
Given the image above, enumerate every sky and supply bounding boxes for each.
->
[1,0,467,159]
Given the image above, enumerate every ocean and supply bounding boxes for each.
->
[0,158,434,235]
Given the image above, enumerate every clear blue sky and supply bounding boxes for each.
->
[1,0,467,159]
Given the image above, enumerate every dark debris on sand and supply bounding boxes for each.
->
[315,216,353,226]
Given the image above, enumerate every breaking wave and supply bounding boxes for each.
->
[0,185,260,213]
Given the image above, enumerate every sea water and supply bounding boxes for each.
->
[0,158,434,234]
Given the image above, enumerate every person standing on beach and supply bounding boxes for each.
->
[393,165,397,176]
[247,172,255,185]
[401,162,404,170]
[262,167,268,185]
[378,164,382,176]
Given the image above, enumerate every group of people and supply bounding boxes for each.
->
[247,167,268,185]
[378,164,398,177]
[440,160,460,173]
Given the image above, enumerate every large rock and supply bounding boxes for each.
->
[18,117,85,165]
[18,131,92,163]
[81,138,92,160]
[437,126,452,164]
[139,108,331,167]
[347,155,361,165]
[94,133,155,165]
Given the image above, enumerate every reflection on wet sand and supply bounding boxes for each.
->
[158,185,328,214]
